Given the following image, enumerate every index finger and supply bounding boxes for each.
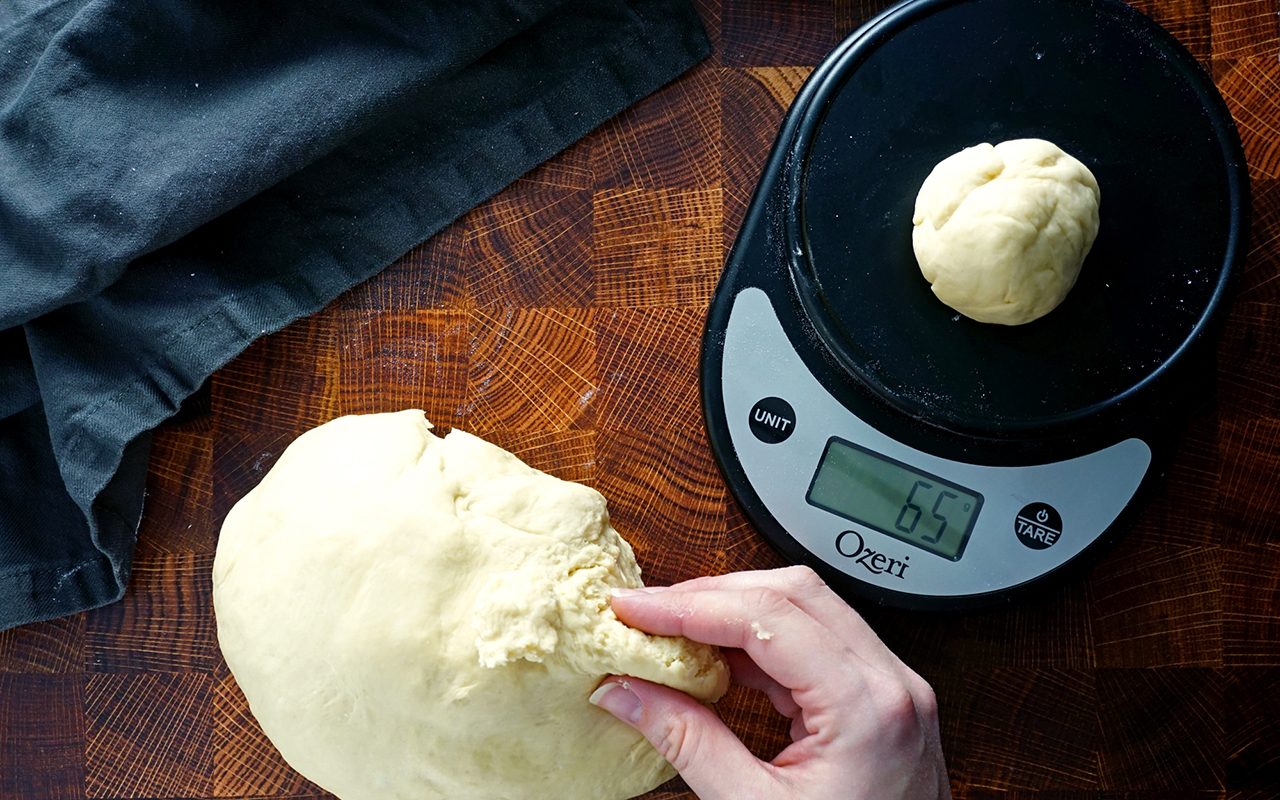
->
[666,567,904,678]
[611,585,864,694]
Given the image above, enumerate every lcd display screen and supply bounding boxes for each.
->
[806,438,983,560]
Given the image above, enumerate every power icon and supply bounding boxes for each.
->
[1015,503,1063,550]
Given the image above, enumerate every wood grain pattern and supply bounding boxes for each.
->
[1087,539,1222,667]
[464,181,594,307]
[1096,669,1224,789]
[722,0,837,66]
[1224,668,1280,788]
[212,673,322,799]
[84,673,212,798]
[0,615,84,675]
[864,578,1098,668]
[0,675,85,799]
[1211,0,1280,60]
[591,62,721,191]
[477,429,599,486]
[937,668,1102,790]
[2,1,1279,798]
[84,553,217,674]
[1217,57,1280,180]
[595,187,722,308]
[721,67,811,247]
[467,307,596,430]
[1222,544,1280,664]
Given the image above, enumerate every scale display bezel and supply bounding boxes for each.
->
[805,436,985,562]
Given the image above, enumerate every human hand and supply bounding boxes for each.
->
[589,566,952,800]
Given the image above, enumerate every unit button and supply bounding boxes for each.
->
[748,397,795,443]
[1014,503,1063,549]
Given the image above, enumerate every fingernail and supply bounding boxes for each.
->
[588,680,643,724]
[611,586,666,598]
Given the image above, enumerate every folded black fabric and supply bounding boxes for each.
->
[0,0,709,630]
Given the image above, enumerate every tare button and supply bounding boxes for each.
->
[748,397,796,443]
[1014,502,1063,549]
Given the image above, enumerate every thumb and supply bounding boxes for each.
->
[589,677,774,800]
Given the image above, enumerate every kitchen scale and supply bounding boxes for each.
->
[701,0,1249,609]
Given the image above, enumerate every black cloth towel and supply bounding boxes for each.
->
[0,0,709,631]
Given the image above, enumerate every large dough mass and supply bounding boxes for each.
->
[213,410,728,800]
[911,138,1101,325]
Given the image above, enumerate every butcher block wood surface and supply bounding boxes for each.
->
[3,1,1280,798]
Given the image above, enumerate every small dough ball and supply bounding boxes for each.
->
[213,410,728,800]
[911,138,1101,325]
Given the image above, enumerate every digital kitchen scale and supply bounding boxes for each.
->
[701,0,1249,609]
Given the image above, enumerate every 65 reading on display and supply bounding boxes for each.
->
[806,438,984,561]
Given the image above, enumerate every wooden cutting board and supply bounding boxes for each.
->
[3,1,1279,798]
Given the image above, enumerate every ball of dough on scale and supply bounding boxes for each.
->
[911,138,1101,325]
[213,410,728,800]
